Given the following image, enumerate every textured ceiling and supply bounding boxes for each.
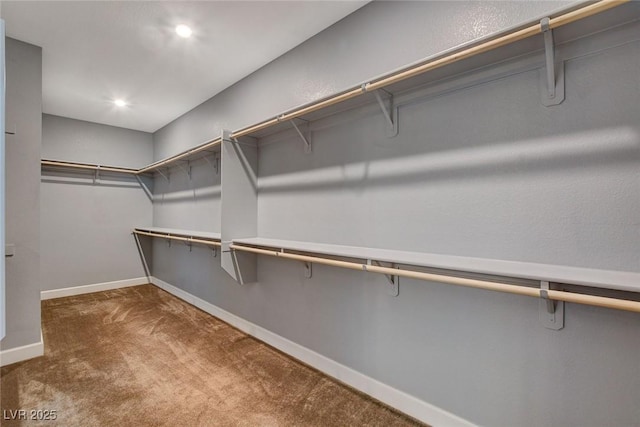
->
[1,1,368,132]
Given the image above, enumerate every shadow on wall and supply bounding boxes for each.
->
[152,155,221,196]
[256,40,640,188]
[152,186,221,204]
[258,126,639,194]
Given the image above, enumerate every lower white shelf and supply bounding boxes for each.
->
[232,237,640,293]
[230,237,640,315]
[134,227,221,249]
[135,227,221,241]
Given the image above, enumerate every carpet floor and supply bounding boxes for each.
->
[1,285,424,426]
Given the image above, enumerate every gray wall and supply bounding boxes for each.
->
[152,157,220,232]
[1,38,42,350]
[40,115,153,290]
[42,114,153,169]
[149,2,639,426]
[1,21,6,340]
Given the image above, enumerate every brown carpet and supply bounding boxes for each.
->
[1,285,424,426]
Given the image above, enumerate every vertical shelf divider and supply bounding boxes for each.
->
[220,129,258,284]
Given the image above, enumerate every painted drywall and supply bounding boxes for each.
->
[40,115,153,291]
[0,21,6,340]
[1,38,42,350]
[152,156,221,233]
[150,2,640,426]
[42,114,153,168]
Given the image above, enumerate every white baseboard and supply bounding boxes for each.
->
[0,329,44,367]
[41,277,150,300]
[150,276,475,427]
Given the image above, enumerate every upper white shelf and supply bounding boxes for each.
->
[137,138,221,174]
[135,227,221,241]
[232,237,640,293]
[41,159,139,175]
[40,137,221,176]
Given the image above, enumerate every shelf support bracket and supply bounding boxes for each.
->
[369,259,399,297]
[212,247,217,258]
[289,119,312,154]
[539,281,564,330]
[156,168,170,182]
[303,261,312,278]
[373,89,399,137]
[540,17,565,106]
[374,90,393,127]
[203,155,219,175]
[93,165,100,184]
[176,161,192,180]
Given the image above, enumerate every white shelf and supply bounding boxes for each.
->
[135,227,221,241]
[41,138,221,176]
[233,237,640,293]
[41,159,139,175]
[137,138,221,174]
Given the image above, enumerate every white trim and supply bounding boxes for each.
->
[0,329,44,367]
[41,277,150,300]
[150,276,476,427]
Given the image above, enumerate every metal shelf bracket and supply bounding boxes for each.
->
[176,161,192,180]
[289,118,312,153]
[203,154,219,175]
[373,89,399,137]
[93,166,100,184]
[303,261,312,278]
[369,259,399,296]
[156,168,170,182]
[540,17,565,106]
[278,248,312,278]
[539,280,564,330]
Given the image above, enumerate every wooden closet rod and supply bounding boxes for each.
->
[134,230,222,247]
[41,159,138,174]
[231,0,628,139]
[136,137,222,174]
[230,244,640,313]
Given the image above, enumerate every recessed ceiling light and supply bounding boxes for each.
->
[175,24,192,38]
[114,99,127,107]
